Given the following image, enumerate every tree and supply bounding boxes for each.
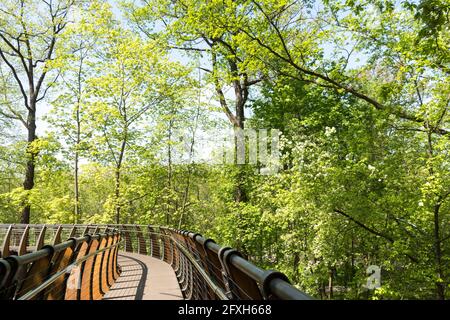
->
[47,0,111,223]
[0,0,79,222]
[86,29,192,223]
[0,0,449,300]
[171,0,450,299]
[125,0,265,202]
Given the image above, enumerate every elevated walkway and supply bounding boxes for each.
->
[103,252,183,300]
[0,224,313,300]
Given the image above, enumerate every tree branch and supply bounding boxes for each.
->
[0,49,29,110]
[210,48,239,127]
[334,208,419,263]
[239,3,450,135]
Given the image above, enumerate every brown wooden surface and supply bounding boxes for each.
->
[103,251,183,300]
[92,238,107,300]
[65,241,89,300]
[100,237,112,294]
[79,239,99,300]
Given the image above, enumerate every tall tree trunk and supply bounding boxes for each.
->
[0,2,67,224]
[328,267,334,300]
[74,55,84,224]
[74,152,80,223]
[115,130,127,224]
[232,57,247,203]
[166,119,173,226]
[210,46,249,203]
[433,200,445,300]
[426,128,445,300]
[234,167,247,202]
[178,71,201,229]
[115,166,121,224]
[21,106,36,223]
[233,105,247,203]
[74,106,81,223]
[292,251,300,283]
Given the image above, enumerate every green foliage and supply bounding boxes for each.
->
[1,0,449,300]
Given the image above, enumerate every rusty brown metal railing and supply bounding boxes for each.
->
[0,224,312,300]
[112,224,312,300]
[0,224,121,300]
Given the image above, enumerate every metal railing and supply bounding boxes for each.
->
[0,224,312,300]
[113,224,312,300]
[0,224,121,300]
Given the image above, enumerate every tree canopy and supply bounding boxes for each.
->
[1,0,449,299]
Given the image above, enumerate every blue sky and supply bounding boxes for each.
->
[34,0,371,144]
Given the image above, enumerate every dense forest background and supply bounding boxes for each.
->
[0,0,449,299]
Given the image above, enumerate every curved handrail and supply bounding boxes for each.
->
[0,225,121,300]
[112,224,313,300]
[18,237,123,300]
[0,224,312,300]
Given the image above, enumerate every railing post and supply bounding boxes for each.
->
[161,228,173,265]
[148,226,161,259]
[18,226,30,256]
[220,248,263,299]
[260,270,291,300]
[135,225,147,255]
[123,225,133,253]
[52,226,62,246]
[160,228,165,261]
[35,225,46,251]
[0,225,12,258]
[68,226,77,238]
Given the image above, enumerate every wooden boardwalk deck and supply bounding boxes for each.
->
[103,252,184,300]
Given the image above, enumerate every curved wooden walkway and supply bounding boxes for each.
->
[103,252,183,300]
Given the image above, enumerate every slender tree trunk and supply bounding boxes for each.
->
[115,166,121,224]
[21,105,37,223]
[178,171,191,228]
[328,267,334,300]
[351,235,356,292]
[292,251,300,283]
[74,106,81,223]
[319,282,326,300]
[166,118,173,226]
[74,152,80,223]
[426,128,445,299]
[74,55,84,224]
[210,46,248,203]
[178,77,201,229]
[433,200,445,300]
[234,168,247,202]
[233,61,247,203]
[115,129,127,224]
[233,111,247,203]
